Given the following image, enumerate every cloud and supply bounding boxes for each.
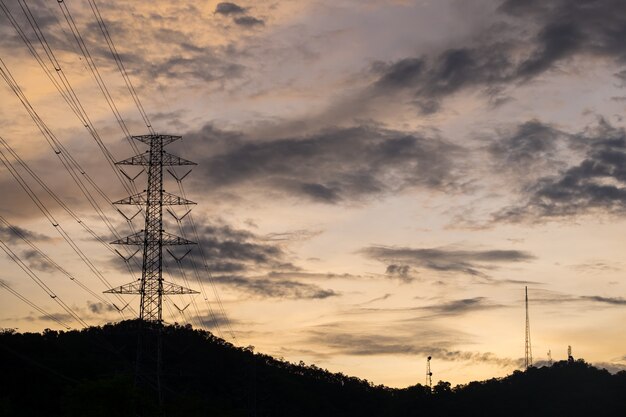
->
[195,311,235,330]
[528,289,626,307]
[579,296,626,306]
[385,264,413,282]
[86,301,117,314]
[234,16,265,27]
[20,249,54,273]
[499,0,626,62]
[141,54,245,83]
[187,124,462,204]
[265,271,361,281]
[369,45,514,114]
[346,296,505,319]
[360,293,393,305]
[213,2,264,29]
[0,224,51,244]
[262,229,322,242]
[37,313,73,323]
[417,297,504,317]
[488,120,569,174]
[494,119,626,222]
[590,362,626,374]
[161,218,289,277]
[362,0,626,115]
[569,261,622,273]
[360,245,535,278]
[304,329,521,368]
[210,274,338,300]
[214,2,246,15]
[112,213,340,300]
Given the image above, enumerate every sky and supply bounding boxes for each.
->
[1,0,626,387]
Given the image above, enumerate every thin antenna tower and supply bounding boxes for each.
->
[105,134,199,402]
[547,349,552,366]
[525,286,533,369]
[426,356,433,389]
[568,345,574,363]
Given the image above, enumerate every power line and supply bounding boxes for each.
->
[0,214,110,306]
[0,52,148,312]
[56,0,141,155]
[0,280,71,329]
[3,0,150,273]
[0,56,122,240]
[167,201,224,338]
[3,0,233,337]
[0,136,144,307]
[164,254,207,332]
[86,0,155,134]
[0,0,138,198]
[82,0,235,338]
[0,238,88,328]
[176,178,237,341]
[0,136,134,317]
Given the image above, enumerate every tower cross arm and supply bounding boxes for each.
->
[162,231,196,246]
[105,280,198,295]
[116,151,195,166]
[111,231,144,245]
[162,280,200,295]
[133,134,181,146]
[111,230,197,246]
[104,280,142,294]
[116,153,150,166]
[162,152,196,166]
[113,191,196,205]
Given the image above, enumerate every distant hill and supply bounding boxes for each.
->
[1,320,625,417]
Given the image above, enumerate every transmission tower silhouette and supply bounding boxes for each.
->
[105,134,198,321]
[105,134,199,405]
[426,356,433,389]
[524,286,533,369]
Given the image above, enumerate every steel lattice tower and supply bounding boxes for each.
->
[525,286,533,369]
[105,134,198,321]
[426,356,433,389]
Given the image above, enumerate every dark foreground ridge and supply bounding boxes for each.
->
[1,320,625,417]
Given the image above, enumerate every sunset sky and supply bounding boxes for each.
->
[1,0,626,387]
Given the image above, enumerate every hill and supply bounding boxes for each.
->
[1,320,625,417]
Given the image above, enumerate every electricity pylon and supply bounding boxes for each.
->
[105,134,198,405]
[525,286,533,369]
[105,134,198,322]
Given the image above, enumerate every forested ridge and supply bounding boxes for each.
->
[1,320,624,417]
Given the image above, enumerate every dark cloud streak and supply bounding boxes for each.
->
[360,245,535,277]
[211,274,338,300]
[234,16,265,27]
[368,0,626,113]
[494,120,626,222]
[214,2,246,15]
[188,124,462,204]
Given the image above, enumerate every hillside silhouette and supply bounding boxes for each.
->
[1,320,625,417]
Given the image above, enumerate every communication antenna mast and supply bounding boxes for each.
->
[426,356,433,389]
[568,345,574,363]
[105,134,199,402]
[525,286,533,369]
[547,349,553,366]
